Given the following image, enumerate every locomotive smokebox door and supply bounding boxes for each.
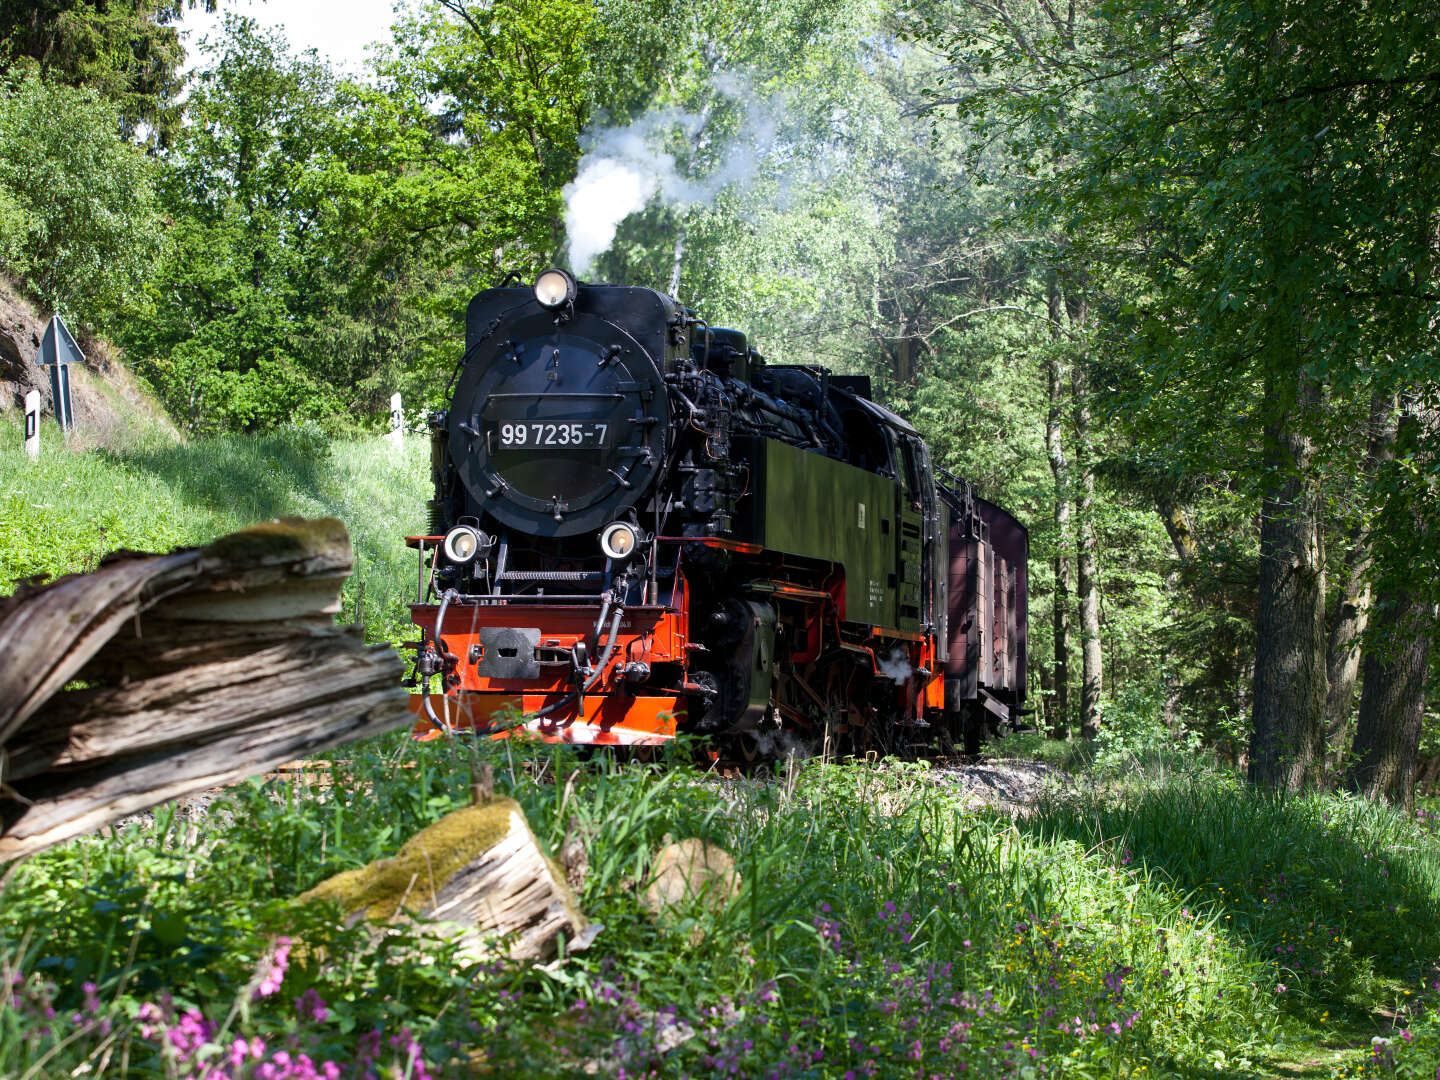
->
[451,286,676,538]
[472,627,541,679]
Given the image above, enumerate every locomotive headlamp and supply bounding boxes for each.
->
[599,521,640,561]
[534,268,577,309]
[443,525,484,564]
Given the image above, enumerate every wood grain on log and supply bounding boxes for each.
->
[0,517,410,860]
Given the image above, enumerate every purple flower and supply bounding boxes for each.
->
[295,988,329,1023]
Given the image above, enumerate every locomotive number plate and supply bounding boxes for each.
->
[493,420,613,449]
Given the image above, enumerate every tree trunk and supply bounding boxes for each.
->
[1415,755,1440,799]
[1249,372,1327,791]
[1069,297,1102,740]
[1155,493,1195,730]
[0,518,410,859]
[1322,542,1370,772]
[1344,402,1436,808]
[1044,270,1071,739]
[299,794,594,963]
[1345,595,1432,808]
[1323,391,1395,772]
[1156,493,1198,563]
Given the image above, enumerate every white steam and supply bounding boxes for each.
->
[878,648,913,686]
[563,76,787,278]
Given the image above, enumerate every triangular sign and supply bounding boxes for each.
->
[36,314,85,368]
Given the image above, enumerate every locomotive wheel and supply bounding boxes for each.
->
[738,734,761,763]
[962,706,984,759]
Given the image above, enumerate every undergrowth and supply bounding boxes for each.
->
[12,737,1440,1078]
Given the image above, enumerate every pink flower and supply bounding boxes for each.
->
[136,1001,165,1040]
[1275,984,1287,993]
[253,937,294,1000]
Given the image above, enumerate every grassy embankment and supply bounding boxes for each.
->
[3,427,1440,1079]
[0,419,428,643]
[5,740,1440,1079]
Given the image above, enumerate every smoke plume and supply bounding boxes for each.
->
[563,75,787,277]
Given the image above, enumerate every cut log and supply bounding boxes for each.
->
[0,517,410,860]
[297,796,592,962]
[642,838,741,920]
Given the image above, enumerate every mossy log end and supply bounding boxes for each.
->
[298,798,589,963]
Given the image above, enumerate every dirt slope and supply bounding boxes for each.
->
[0,277,176,447]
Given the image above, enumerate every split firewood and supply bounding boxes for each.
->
[0,517,410,860]
[297,794,594,963]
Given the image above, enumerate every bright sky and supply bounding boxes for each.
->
[178,0,405,75]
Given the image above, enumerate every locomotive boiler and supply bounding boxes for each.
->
[405,269,1027,757]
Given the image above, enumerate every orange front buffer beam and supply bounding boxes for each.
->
[409,692,683,746]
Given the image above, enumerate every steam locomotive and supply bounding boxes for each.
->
[405,270,1027,757]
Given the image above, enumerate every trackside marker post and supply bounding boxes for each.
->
[23,390,39,460]
[388,392,404,448]
[36,314,85,435]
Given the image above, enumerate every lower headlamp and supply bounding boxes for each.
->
[600,521,640,561]
[443,525,485,564]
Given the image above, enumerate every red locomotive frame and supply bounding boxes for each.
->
[405,534,950,749]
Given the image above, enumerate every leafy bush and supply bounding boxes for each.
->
[1090,679,1204,774]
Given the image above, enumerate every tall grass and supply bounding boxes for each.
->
[2,739,1295,1078]
[1022,768,1440,1024]
[0,420,427,643]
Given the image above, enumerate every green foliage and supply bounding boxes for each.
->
[125,4,597,433]
[0,0,199,140]
[0,74,159,325]
[121,20,365,432]
[8,741,1440,1076]
[3,745,1298,1078]
[1025,773,1440,1017]
[1088,681,1201,773]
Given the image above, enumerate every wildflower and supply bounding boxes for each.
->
[296,988,330,1023]
[136,1001,166,1040]
[253,937,293,1000]
[1275,984,1287,994]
